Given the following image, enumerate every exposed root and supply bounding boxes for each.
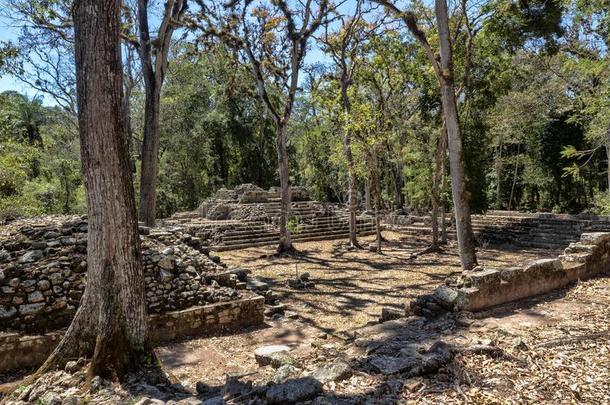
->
[454,344,525,364]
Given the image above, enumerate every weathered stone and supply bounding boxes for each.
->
[273,364,298,384]
[269,351,296,368]
[158,256,174,271]
[201,396,225,405]
[265,378,322,404]
[254,345,291,366]
[37,279,51,291]
[0,305,17,319]
[19,303,46,315]
[28,291,45,303]
[431,285,459,309]
[18,250,43,264]
[159,269,173,282]
[310,359,351,383]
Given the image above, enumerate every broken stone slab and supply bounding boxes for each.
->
[500,267,524,282]
[464,268,501,289]
[523,258,562,275]
[273,364,298,384]
[309,358,352,384]
[254,345,291,366]
[431,285,459,310]
[265,378,322,404]
[18,250,44,264]
[247,277,269,291]
[580,232,610,244]
[269,351,296,368]
[264,303,286,317]
[368,342,453,376]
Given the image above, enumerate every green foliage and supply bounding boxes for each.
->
[0,91,83,218]
[153,45,277,217]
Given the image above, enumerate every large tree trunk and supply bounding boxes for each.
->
[435,0,477,270]
[276,123,293,252]
[39,0,148,380]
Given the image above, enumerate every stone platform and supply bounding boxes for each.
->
[385,210,610,250]
[166,184,376,251]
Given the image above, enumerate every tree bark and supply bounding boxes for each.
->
[431,125,446,248]
[605,126,610,191]
[39,0,148,380]
[440,145,448,244]
[365,177,372,210]
[341,76,360,248]
[435,0,477,270]
[276,122,293,252]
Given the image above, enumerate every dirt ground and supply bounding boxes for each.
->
[157,232,581,395]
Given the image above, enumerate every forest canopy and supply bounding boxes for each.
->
[0,0,608,220]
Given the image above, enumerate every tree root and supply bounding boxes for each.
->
[454,344,525,365]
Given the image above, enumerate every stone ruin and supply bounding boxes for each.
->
[166,184,376,250]
[0,215,243,332]
[385,209,610,250]
[408,231,610,317]
[0,215,278,374]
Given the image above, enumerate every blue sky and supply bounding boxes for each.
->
[0,17,43,98]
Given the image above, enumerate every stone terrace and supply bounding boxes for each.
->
[165,184,376,251]
[386,210,610,250]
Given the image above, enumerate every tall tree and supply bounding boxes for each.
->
[137,0,187,226]
[376,0,478,270]
[39,0,148,379]
[318,0,383,248]
[195,0,328,252]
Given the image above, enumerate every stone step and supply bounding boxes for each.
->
[221,224,376,243]
[214,229,378,251]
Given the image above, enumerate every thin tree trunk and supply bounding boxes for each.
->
[435,0,477,270]
[365,178,372,210]
[341,79,360,248]
[431,125,446,248]
[440,146,448,244]
[508,144,520,211]
[373,153,382,253]
[136,0,185,226]
[496,137,504,209]
[276,123,293,252]
[605,126,610,191]
[138,84,160,226]
[345,130,360,247]
[39,0,148,380]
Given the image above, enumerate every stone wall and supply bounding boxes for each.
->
[410,232,610,316]
[0,216,242,333]
[0,293,265,375]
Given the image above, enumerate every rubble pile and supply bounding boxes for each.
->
[0,215,242,333]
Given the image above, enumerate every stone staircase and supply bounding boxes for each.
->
[166,186,377,251]
[385,210,610,250]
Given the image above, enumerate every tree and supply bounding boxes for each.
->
[317,0,379,248]
[376,0,478,270]
[136,0,187,226]
[196,0,328,252]
[38,0,148,379]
